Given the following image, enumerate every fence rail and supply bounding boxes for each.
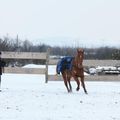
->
[49,59,120,67]
[48,75,120,81]
[4,67,46,74]
[1,51,47,59]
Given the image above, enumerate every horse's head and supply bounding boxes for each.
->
[77,48,84,56]
[74,48,84,68]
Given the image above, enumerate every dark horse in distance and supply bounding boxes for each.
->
[56,49,87,94]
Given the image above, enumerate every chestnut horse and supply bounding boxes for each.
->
[57,49,87,94]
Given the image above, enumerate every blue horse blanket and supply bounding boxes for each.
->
[56,56,74,74]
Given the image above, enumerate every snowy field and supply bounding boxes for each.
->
[0,65,120,120]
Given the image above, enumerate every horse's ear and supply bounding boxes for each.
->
[82,49,84,53]
[77,48,81,52]
[77,48,84,53]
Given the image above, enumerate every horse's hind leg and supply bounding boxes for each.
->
[68,77,72,92]
[64,80,70,93]
[81,76,88,94]
[62,73,70,92]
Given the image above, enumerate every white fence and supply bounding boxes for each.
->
[1,50,49,83]
[1,50,120,82]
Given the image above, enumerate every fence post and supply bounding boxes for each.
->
[45,48,50,83]
[0,52,2,92]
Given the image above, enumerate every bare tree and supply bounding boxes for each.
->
[21,40,33,52]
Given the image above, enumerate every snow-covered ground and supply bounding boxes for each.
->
[0,65,120,120]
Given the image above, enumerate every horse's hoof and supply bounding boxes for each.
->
[76,87,79,91]
[68,90,72,93]
[67,90,70,93]
[70,90,72,93]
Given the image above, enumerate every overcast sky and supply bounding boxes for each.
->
[0,0,120,47]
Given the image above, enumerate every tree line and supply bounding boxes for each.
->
[0,36,120,60]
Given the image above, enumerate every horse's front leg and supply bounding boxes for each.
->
[73,76,80,91]
[81,76,88,94]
